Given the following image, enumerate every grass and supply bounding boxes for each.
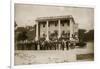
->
[77,53,94,61]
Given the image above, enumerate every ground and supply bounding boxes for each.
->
[14,42,94,65]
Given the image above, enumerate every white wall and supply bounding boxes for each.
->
[39,20,72,38]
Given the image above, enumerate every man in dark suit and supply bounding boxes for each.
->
[66,40,69,50]
[61,40,65,50]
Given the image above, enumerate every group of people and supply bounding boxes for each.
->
[16,39,76,50]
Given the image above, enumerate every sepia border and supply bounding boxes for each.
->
[10,0,95,69]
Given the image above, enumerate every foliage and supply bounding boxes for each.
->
[78,29,86,42]
[17,31,28,41]
[78,29,94,42]
[84,30,94,42]
[15,26,36,41]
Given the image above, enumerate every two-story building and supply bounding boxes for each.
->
[35,15,78,41]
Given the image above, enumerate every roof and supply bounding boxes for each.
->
[35,15,75,23]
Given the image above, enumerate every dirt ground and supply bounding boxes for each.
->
[14,42,94,65]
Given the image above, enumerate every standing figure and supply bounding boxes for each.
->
[61,40,65,50]
[66,40,69,50]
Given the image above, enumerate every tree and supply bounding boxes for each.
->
[78,29,94,42]
[16,27,28,41]
[78,29,86,42]
[17,31,28,41]
[84,30,94,41]
[26,29,36,40]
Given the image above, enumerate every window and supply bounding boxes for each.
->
[39,21,46,28]
[43,24,45,27]
[43,33,46,37]
[62,23,64,26]
[67,20,70,26]
[55,23,57,26]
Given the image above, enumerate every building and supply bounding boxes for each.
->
[15,15,79,50]
[35,15,78,41]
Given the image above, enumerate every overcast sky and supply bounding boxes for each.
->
[15,4,94,30]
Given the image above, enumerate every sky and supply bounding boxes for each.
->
[15,4,94,30]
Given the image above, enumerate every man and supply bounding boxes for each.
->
[34,41,37,50]
[42,40,45,50]
[61,39,65,50]
[55,40,58,50]
[66,40,69,50]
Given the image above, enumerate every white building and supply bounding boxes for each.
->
[35,15,78,41]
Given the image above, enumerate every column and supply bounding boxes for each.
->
[35,21,39,41]
[58,20,61,50]
[35,21,40,50]
[46,21,49,41]
[70,18,74,41]
[58,20,61,38]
